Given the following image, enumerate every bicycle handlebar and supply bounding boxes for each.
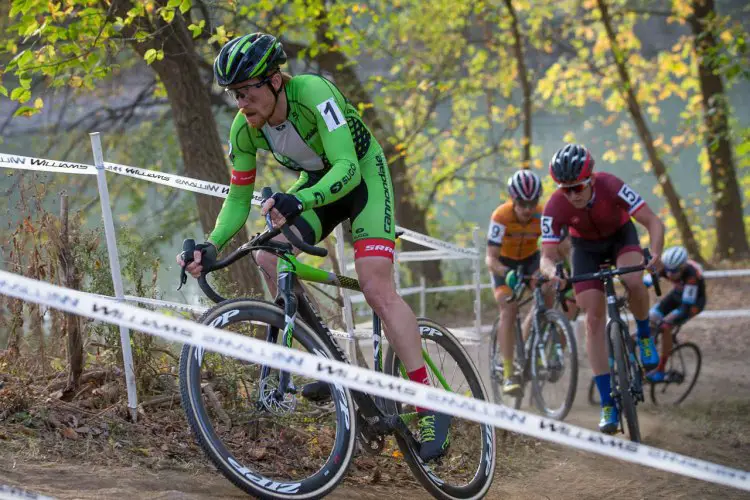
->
[564,247,662,298]
[260,187,328,258]
[504,265,558,304]
[178,186,330,303]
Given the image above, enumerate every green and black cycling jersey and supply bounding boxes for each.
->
[209,74,395,257]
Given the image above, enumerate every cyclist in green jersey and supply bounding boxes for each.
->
[177,33,450,462]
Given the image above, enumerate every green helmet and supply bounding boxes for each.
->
[213,33,287,87]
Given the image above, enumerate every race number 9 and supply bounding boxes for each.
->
[487,222,506,244]
[317,98,346,132]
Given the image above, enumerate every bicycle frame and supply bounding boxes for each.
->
[262,250,454,435]
[601,275,644,408]
[510,280,555,381]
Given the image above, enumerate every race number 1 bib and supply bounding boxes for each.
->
[316,98,346,132]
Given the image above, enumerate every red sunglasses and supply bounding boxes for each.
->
[559,178,591,194]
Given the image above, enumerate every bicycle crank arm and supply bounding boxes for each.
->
[389,415,421,449]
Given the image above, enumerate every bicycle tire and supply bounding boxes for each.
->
[384,318,496,500]
[488,317,523,410]
[179,299,357,499]
[530,309,578,420]
[650,342,702,406]
[611,322,640,442]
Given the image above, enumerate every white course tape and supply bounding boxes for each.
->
[396,250,473,262]
[0,154,93,175]
[122,295,208,315]
[703,269,750,278]
[619,309,750,320]
[1,153,475,257]
[397,227,478,257]
[0,153,263,204]
[0,484,55,500]
[0,270,748,492]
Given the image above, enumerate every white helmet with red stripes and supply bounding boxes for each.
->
[508,169,542,202]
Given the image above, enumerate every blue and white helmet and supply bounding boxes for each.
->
[663,246,688,271]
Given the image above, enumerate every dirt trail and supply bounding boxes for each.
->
[2,317,749,500]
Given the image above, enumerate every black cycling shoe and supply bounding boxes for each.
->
[418,410,452,462]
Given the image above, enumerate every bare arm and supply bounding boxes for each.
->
[540,243,562,279]
[558,236,572,262]
[633,205,665,263]
[486,245,509,277]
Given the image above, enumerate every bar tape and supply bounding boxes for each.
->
[0,269,747,492]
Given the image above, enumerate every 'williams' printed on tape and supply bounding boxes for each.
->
[0,269,747,492]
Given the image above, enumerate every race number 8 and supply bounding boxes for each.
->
[316,98,346,132]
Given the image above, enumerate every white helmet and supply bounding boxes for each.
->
[663,246,688,271]
[508,170,542,202]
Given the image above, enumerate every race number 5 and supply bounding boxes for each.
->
[618,183,642,210]
[317,98,346,132]
[541,215,554,237]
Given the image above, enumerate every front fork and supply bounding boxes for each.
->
[259,260,299,403]
[605,312,645,419]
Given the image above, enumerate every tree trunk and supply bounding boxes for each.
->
[5,298,23,357]
[58,194,83,394]
[597,0,707,266]
[111,1,265,297]
[504,0,532,169]
[689,0,750,260]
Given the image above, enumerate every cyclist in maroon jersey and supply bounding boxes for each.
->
[539,143,665,434]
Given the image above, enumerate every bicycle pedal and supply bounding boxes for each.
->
[666,371,684,384]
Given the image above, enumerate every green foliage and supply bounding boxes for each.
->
[2,0,749,275]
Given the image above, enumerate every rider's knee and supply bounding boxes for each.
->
[584,309,607,330]
[621,273,645,293]
[360,280,397,314]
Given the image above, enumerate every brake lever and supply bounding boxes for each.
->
[555,261,568,313]
[260,187,275,231]
[178,238,196,291]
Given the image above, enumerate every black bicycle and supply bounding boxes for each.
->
[488,268,578,420]
[564,250,661,442]
[588,310,702,407]
[177,188,495,500]
[649,323,702,405]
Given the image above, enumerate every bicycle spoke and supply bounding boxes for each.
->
[388,320,494,496]
[651,342,701,405]
[180,303,355,499]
